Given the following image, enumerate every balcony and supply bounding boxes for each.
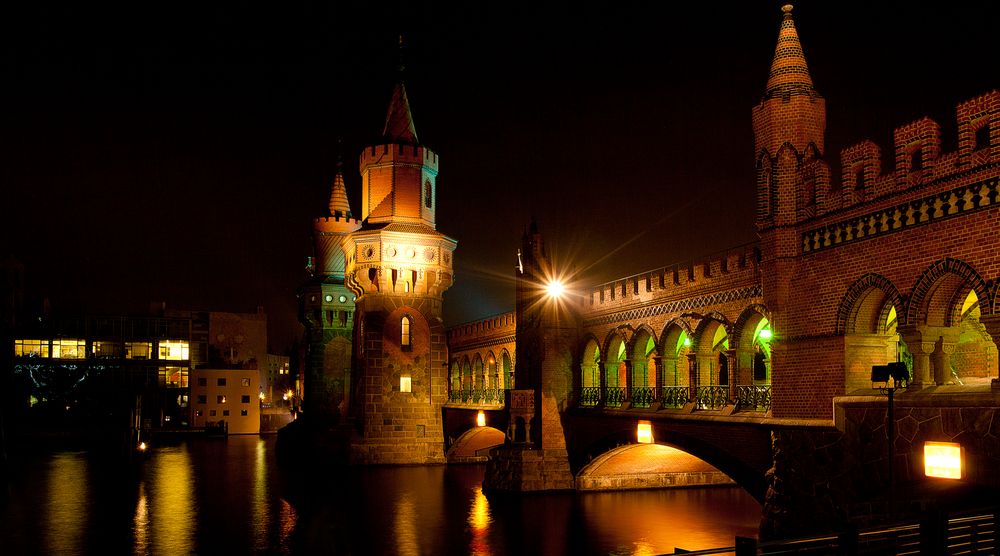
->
[574,384,771,413]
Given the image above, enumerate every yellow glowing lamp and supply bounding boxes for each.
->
[477,410,486,427]
[138,441,147,452]
[546,280,565,298]
[924,441,962,479]
[637,421,653,444]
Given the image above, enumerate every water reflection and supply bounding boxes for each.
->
[393,492,420,556]
[44,453,88,555]
[467,487,492,556]
[2,438,763,555]
[253,438,270,551]
[147,446,195,554]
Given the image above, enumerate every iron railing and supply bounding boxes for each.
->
[695,385,728,410]
[659,386,689,409]
[604,386,626,407]
[630,387,655,408]
[735,385,771,412]
[447,388,507,406]
[579,386,601,407]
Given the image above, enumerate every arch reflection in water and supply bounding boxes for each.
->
[45,453,88,556]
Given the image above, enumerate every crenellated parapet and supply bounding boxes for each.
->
[581,243,761,318]
[360,142,440,228]
[447,312,516,351]
[800,91,1000,222]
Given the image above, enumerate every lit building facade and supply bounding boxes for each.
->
[190,368,261,434]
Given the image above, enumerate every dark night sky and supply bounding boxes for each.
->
[2,2,998,351]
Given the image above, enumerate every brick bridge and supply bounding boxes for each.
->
[444,5,1000,537]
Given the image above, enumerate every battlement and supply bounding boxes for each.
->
[359,142,439,171]
[804,91,1000,219]
[314,215,362,233]
[583,243,760,312]
[446,311,516,348]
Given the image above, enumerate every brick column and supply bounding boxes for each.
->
[687,353,699,402]
[598,358,608,407]
[725,348,739,403]
[622,358,633,404]
[652,355,664,400]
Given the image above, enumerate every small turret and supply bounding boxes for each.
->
[313,167,362,281]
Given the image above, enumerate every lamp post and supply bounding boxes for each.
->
[872,362,909,519]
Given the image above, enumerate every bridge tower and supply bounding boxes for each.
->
[483,222,576,492]
[752,4,826,408]
[299,163,362,420]
[342,78,458,464]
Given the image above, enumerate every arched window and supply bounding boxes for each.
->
[424,179,432,208]
[401,315,413,351]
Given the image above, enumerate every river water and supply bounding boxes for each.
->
[0,436,761,555]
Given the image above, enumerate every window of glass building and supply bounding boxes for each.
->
[159,367,189,388]
[53,339,87,359]
[126,342,153,359]
[91,341,121,357]
[14,339,49,357]
[158,340,189,360]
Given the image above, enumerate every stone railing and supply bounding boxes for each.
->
[735,385,771,412]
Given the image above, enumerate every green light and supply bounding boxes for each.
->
[759,328,772,341]
[683,337,691,347]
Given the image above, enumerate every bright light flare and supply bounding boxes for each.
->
[546,280,565,298]
[138,441,147,452]
[637,421,653,444]
[759,328,773,340]
[924,441,962,479]
[477,410,486,427]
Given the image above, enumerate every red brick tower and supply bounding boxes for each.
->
[342,79,457,464]
[753,4,826,416]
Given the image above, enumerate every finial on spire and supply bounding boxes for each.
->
[397,34,405,74]
[764,2,814,99]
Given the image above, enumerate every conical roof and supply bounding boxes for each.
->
[764,4,815,99]
[382,81,419,143]
[328,170,352,218]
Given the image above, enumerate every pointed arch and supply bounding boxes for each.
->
[907,258,990,327]
[836,274,905,335]
[485,350,499,389]
[691,312,732,353]
[756,150,774,221]
[579,334,603,406]
[472,353,485,390]
[732,304,771,351]
[498,348,514,390]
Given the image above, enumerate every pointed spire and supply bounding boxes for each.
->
[382,35,419,143]
[383,81,419,143]
[328,160,352,218]
[764,4,815,99]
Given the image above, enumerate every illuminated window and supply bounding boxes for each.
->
[403,281,410,293]
[241,378,250,387]
[14,339,49,358]
[92,341,120,357]
[126,342,152,359]
[53,339,86,359]
[159,367,188,388]
[240,409,248,417]
[217,395,226,404]
[401,315,412,351]
[400,375,412,393]
[158,340,190,360]
[195,410,203,417]
[241,395,250,403]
